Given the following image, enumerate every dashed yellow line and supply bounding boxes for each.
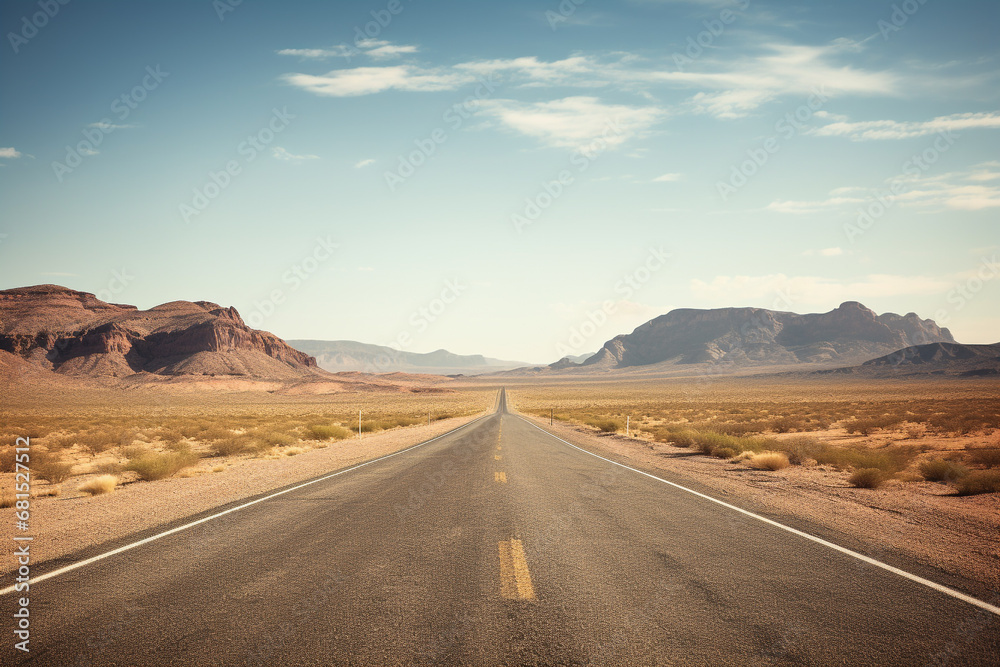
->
[494,454,502,461]
[495,471,507,484]
[498,539,536,600]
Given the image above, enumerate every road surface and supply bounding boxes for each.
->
[5,389,998,665]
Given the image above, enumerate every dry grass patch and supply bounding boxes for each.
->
[78,475,117,496]
[849,468,887,489]
[955,470,1000,496]
[750,452,790,471]
[125,450,199,481]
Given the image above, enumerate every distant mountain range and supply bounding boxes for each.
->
[287,339,531,376]
[514,302,962,375]
[834,342,1000,378]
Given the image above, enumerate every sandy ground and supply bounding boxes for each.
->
[519,413,1000,594]
[0,413,485,576]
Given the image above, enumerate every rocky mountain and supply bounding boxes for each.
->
[836,342,1000,377]
[0,285,321,380]
[584,302,955,369]
[287,339,529,376]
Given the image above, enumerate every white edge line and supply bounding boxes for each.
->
[1,410,496,596]
[517,415,1000,617]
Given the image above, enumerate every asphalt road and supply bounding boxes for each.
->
[5,388,999,665]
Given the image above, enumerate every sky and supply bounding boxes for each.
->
[1,0,998,363]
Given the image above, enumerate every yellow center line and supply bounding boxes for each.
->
[494,454,501,461]
[495,471,507,483]
[498,538,536,600]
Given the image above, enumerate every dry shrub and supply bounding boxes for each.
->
[78,475,117,496]
[966,447,1000,469]
[585,418,622,433]
[918,458,969,483]
[0,491,13,509]
[713,447,737,459]
[285,447,304,456]
[305,424,353,441]
[750,452,790,471]
[0,445,15,473]
[849,468,887,489]
[955,471,1000,496]
[126,450,199,481]
[211,436,256,457]
[33,451,75,483]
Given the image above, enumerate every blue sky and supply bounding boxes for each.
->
[1,0,998,362]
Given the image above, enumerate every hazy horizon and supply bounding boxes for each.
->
[2,0,998,361]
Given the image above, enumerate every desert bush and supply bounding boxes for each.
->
[78,475,117,496]
[211,436,255,457]
[849,468,887,489]
[586,418,622,433]
[258,431,296,447]
[305,424,353,441]
[0,491,13,509]
[76,430,117,455]
[919,458,969,483]
[32,451,75,483]
[844,416,904,436]
[812,445,918,475]
[156,428,184,444]
[125,450,199,481]
[285,447,304,456]
[966,447,1000,469]
[750,452,790,471]
[121,445,149,459]
[0,445,15,473]
[770,416,806,433]
[954,470,1000,496]
[197,427,233,442]
[781,437,822,465]
[713,447,737,459]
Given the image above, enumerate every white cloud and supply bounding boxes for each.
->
[820,247,843,257]
[811,111,1000,141]
[0,147,22,159]
[767,162,1000,214]
[476,96,665,150]
[272,147,319,161]
[88,121,135,131]
[354,158,376,168]
[278,40,419,62]
[691,273,955,306]
[282,65,470,97]
[652,172,682,182]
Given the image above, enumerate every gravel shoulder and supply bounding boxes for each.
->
[1,413,485,576]
[518,413,1000,596]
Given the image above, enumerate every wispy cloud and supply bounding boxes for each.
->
[88,121,136,131]
[766,162,1000,213]
[476,96,665,150]
[282,65,468,96]
[691,273,954,305]
[802,247,844,257]
[272,147,319,161]
[811,111,1000,141]
[277,39,419,62]
[354,158,376,168]
[0,147,23,159]
[652,172,683,182]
